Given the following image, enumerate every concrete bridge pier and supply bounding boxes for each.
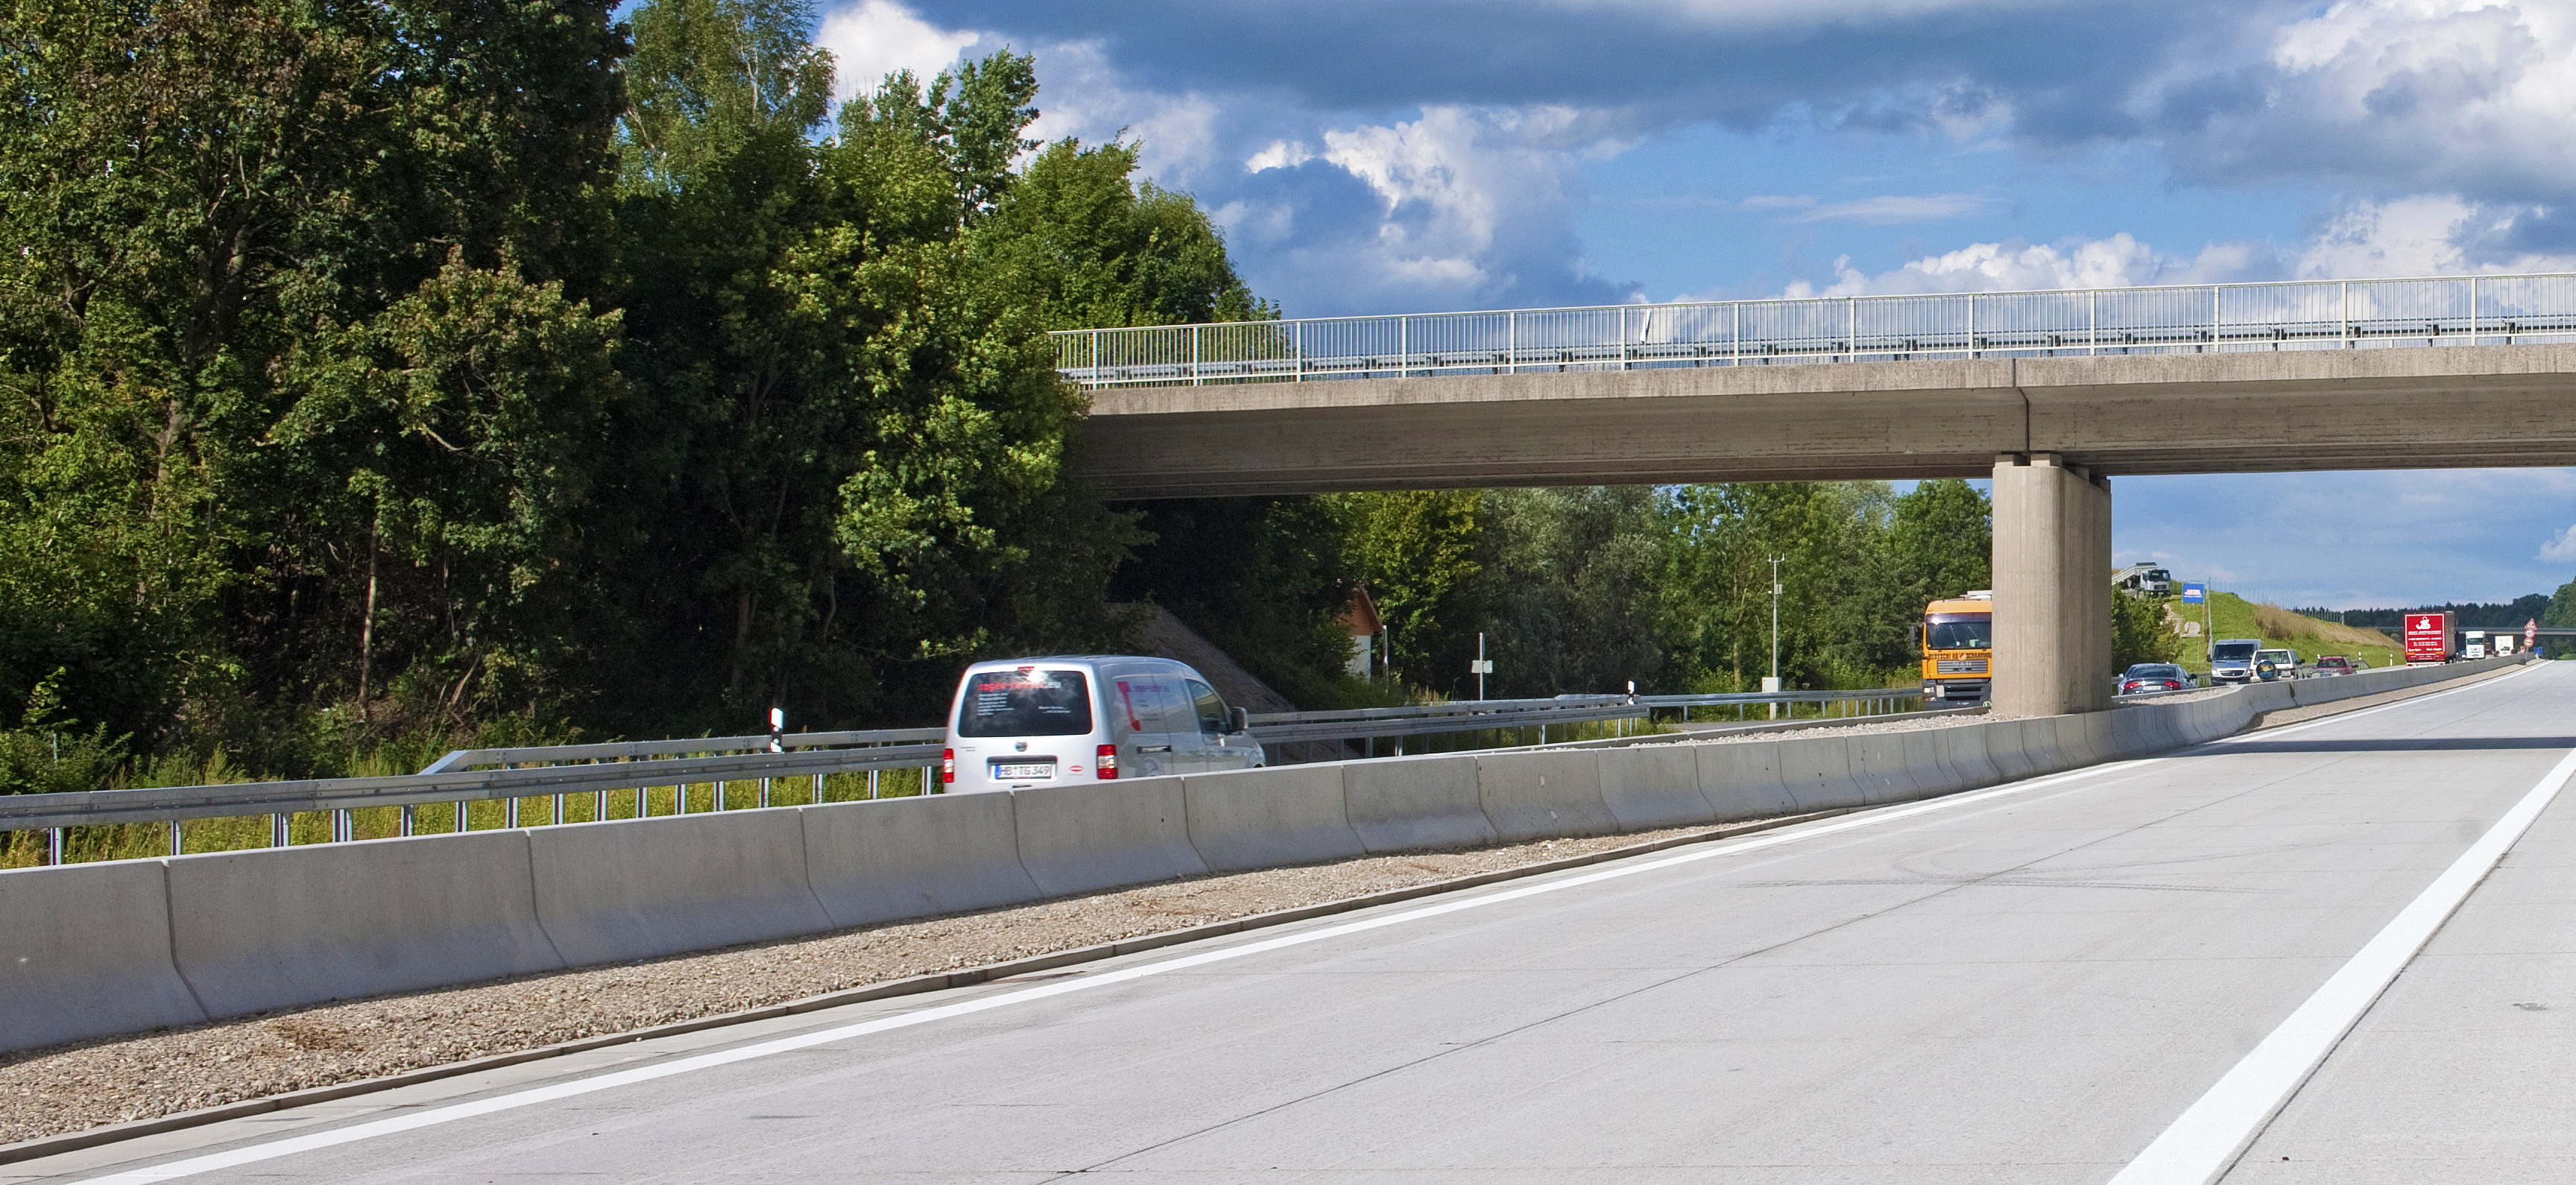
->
[1992,452,2112,717]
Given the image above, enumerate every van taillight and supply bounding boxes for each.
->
[1096,744,1117,779]
[941,748,954,785]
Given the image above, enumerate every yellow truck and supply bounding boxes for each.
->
[1921,590,1993,704]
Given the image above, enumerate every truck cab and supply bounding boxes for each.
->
[1921,591,1993,704]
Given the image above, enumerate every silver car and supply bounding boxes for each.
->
[944,655,1265,791]
[2208,639,2262,684]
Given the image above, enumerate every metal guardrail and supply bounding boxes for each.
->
[1051,272,2576,388]
[2,689,1922,865]
[416,728,944,774]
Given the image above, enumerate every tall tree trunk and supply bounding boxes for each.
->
[356,519,380,726]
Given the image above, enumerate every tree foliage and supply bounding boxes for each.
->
[0,0,1241,784]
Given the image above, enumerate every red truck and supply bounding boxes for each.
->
[2403,612,2454,665]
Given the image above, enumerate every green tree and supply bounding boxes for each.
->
[1888,479,1992,604]
[1472,487,1664,698]
[2112,591,2183,672]
[1661,482,1915,692]
[0,0,625,769]
[982,138,1272,330]
[1328,490,1483,689]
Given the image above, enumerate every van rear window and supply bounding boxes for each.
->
[958,669,1094,737]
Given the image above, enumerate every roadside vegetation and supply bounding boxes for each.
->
[2156,592,2405,674]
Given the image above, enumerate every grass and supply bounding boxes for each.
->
[2162,590,2409,674]
[0,767,939,870]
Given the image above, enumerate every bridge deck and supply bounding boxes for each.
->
[1076,344,2576,497]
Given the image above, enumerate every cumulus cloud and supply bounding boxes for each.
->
[2158,1,2576,203]
[1782,232,2280,297]
[2296,195,2576,276]
[2542,524,2576,564]
[815,0,982,104]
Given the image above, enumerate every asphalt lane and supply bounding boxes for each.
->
[34,663,2576,1184]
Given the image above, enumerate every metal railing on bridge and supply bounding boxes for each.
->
[1,688,1926,866]
[1052,271,2576,388]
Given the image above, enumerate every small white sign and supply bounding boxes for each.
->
[1468,660,1494,673]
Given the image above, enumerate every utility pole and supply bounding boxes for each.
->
[1766,554,1784,718]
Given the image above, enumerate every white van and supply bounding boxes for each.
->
[941,656,1266,791]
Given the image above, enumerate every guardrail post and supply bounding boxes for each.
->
[271,813,288,848]
[49,827,64,865]
[169,818,184,856]
[400,804,415,838]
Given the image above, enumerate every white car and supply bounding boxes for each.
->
[943,656,1265,791]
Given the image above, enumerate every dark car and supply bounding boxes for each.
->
[2120,663,2189,695]
[2312,655,2356,676]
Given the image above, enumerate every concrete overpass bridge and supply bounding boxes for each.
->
[1057,273,2576,718]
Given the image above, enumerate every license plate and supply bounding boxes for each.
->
[991,762,1054,780]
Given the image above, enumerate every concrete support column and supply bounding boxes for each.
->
[1992,452,2112,717]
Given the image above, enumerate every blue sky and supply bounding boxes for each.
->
[815,0,2576,610]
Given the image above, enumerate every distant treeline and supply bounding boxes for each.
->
[2311,595,2555,631]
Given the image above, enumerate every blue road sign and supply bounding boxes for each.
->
[2180,583,2206,604]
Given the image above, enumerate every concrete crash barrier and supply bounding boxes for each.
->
[1844,733,1929,806]
[1776,733,1865,811]
[1184,765,1366,873]
[802,794,1043,929]
[1695,740,1801,822]
[1977,718,2044,783]
[167,830,564,1020]
[1902,727,1969,797]
[0,861,209,1052]
[1476,748,1620,843]
[529,810,833,967]
[1933,724,2004,791]
[1343,753,1495,853]
[1012,777,1208,897]
[1596,743,1717,830]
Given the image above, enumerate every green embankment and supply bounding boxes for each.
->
[2165,591,2407,674]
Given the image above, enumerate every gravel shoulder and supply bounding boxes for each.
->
[0,821,1774,1146]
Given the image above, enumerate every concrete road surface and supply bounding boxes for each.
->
[20,662,2576,1184]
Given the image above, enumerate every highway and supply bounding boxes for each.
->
[19,661,2576,1184]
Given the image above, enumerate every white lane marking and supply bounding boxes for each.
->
[78,663,2554,1184]
[2107,742,2576,1185]
[79,760,2163,1184]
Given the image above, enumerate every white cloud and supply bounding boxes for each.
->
[2296,195,2576,277]
[2541,524,2576,563]
[1245,140,1316,173]
[1781,232,2276,297]
[1308,105,1633,306]
[2165,1,2576,200]
[814,0,982,105]
[1781,192,2002,224]
[1023,40,1226,182]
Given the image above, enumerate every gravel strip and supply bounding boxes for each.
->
[0,822,1758,1145]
